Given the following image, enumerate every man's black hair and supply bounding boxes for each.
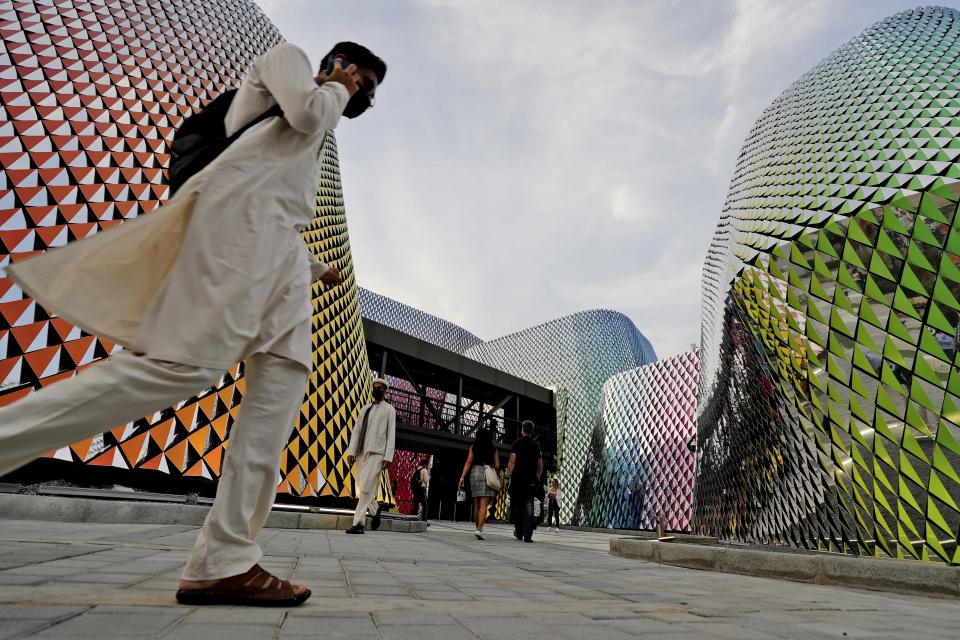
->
[322,42,387,83]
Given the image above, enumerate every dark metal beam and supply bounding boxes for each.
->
[455,375,463,433]
[473,394,513,439]
[392,352,447,430]
[363,318,554,405]
[448,398,479,434]
[488,394,513,417]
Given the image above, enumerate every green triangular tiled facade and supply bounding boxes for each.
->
[697,6,960,564]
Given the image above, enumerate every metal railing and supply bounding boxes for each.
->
[383,385,556,455]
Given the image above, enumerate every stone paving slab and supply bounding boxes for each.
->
[0,518,958,638]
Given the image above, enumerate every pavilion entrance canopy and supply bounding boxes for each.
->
[362,319,557,465]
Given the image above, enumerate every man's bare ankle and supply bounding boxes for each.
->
[179,578,217,588]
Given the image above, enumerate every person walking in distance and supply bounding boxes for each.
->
[411,458,430,522]
[534,480,546,529]
[346,378,396,534]
[547,478,562,532]
[0,41,386,607]
[505,420,543,543]
[458,427,501,540]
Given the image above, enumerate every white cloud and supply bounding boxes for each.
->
[259,0,914,357]
[610,185,642,223]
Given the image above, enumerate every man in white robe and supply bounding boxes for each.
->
[0,41,386,607]
[345,378,396,534]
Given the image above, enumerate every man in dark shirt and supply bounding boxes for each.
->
[505,420,544,542]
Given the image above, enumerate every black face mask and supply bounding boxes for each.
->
[343,91,371,119]
[372,388,385,401]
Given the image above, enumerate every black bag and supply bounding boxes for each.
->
[168,89,283,194]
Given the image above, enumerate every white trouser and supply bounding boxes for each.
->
[0,350,308,581]
[352,452,384,526]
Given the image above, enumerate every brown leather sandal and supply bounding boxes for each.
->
[175,564,311,607]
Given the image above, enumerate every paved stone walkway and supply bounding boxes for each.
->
[0,517,957,639]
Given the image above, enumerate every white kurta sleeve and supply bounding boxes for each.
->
[347,406,367,457]
[384,405,396,462]
[256,43,350,135]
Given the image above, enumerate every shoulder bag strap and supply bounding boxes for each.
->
[354,405,372,454]
[226,102,284,145]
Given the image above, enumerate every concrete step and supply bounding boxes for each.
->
[0,493,427,533]
[610,537,959,598]
[561,525,717,544]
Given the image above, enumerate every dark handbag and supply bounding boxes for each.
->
[169,89,284,194]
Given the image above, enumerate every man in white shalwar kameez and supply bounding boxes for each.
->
[0,41,386,607]
[345,378,396,534]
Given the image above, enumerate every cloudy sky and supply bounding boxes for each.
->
[260,0,916,358]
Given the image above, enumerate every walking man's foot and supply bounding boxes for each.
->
[371,505,383,531]
[176,564,311,607]
[513,530,522,540]
[523,537,533,543]
[475,529,484,540]
[345,524,365,534]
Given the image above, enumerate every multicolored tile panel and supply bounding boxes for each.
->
[0,0,387,503]
[696,6,960,564]
[578,349,699,531]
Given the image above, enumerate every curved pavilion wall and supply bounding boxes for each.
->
[0,0,379,503]
[696,6,960,564]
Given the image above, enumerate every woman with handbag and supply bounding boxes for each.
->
[458,427,501,540]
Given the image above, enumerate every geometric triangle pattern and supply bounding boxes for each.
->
[462,310,657,525]
[41,365,244,481]
[0,0,282,483]
[0,1,390,505]
[357,289,662,526]
[698,7,960,564]
[359,288,483,354]
[289,133,381,502]
[579,348,699,531]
